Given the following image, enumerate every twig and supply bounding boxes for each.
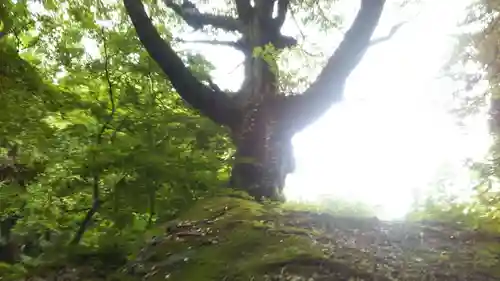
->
[174,37,241,49]
[227,61,244,75]
[369,21,407,46]
[289,8,320,57]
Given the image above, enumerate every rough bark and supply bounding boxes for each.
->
[124,0,386,200]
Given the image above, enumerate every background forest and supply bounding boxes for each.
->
[2,0,500,279]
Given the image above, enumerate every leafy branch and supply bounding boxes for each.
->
[70,27,116,245]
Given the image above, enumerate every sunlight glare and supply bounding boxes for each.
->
[175,0,484,220]
[285,0,487,220]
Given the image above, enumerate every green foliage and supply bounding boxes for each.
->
[283,197,377,218]
[0,0,232,275]
[252,44,280,74]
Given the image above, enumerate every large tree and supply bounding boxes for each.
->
[123,0,386,200]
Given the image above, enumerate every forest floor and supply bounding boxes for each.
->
[15,193,500,281]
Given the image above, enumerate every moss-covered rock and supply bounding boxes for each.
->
[12,193,500,281]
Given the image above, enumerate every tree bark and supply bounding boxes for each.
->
[124,0,386,200]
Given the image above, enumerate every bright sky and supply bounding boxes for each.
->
[184,0,490,220]
[286,0,489,219]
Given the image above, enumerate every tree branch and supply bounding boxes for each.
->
[282,0,386,132]
[175,37,244,50]
[124,0,241,128]
[162,0,242,32]
[234,0,253,23]
[369,21,406,46]
[175,35,296,54]
[275,0,290,29]
[333,21,407,47]
[70,182,100,245]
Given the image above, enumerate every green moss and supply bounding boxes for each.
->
[131,194,330,281]
[17,192,500,281]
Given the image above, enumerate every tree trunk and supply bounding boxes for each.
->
[228,1,295,200]
[124,0,386,200]
[229,97,295,199]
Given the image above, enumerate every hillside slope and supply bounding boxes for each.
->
[15,194,500,281]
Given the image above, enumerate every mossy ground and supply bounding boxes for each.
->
[2,189,499,278]
[118,193,331,281]
[117,193,500,281]
[2,191,500,281]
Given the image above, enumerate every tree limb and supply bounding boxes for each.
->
[369,21,406,46]
[234,0,253,23]
[282,0,386,132]
[124,0,241,128]
[162,0,242,32]
[253,0,274,19]
[175,35,296,54]
[175,37,244,50]
[275,0,290,29]
[333,21,407,46]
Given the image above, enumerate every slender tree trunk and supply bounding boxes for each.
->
[124,0,386,200]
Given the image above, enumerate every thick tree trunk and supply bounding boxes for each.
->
[230,132,294,200]
[230,102,295,200]
[125,0,385,200]
[228,2,295,200]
